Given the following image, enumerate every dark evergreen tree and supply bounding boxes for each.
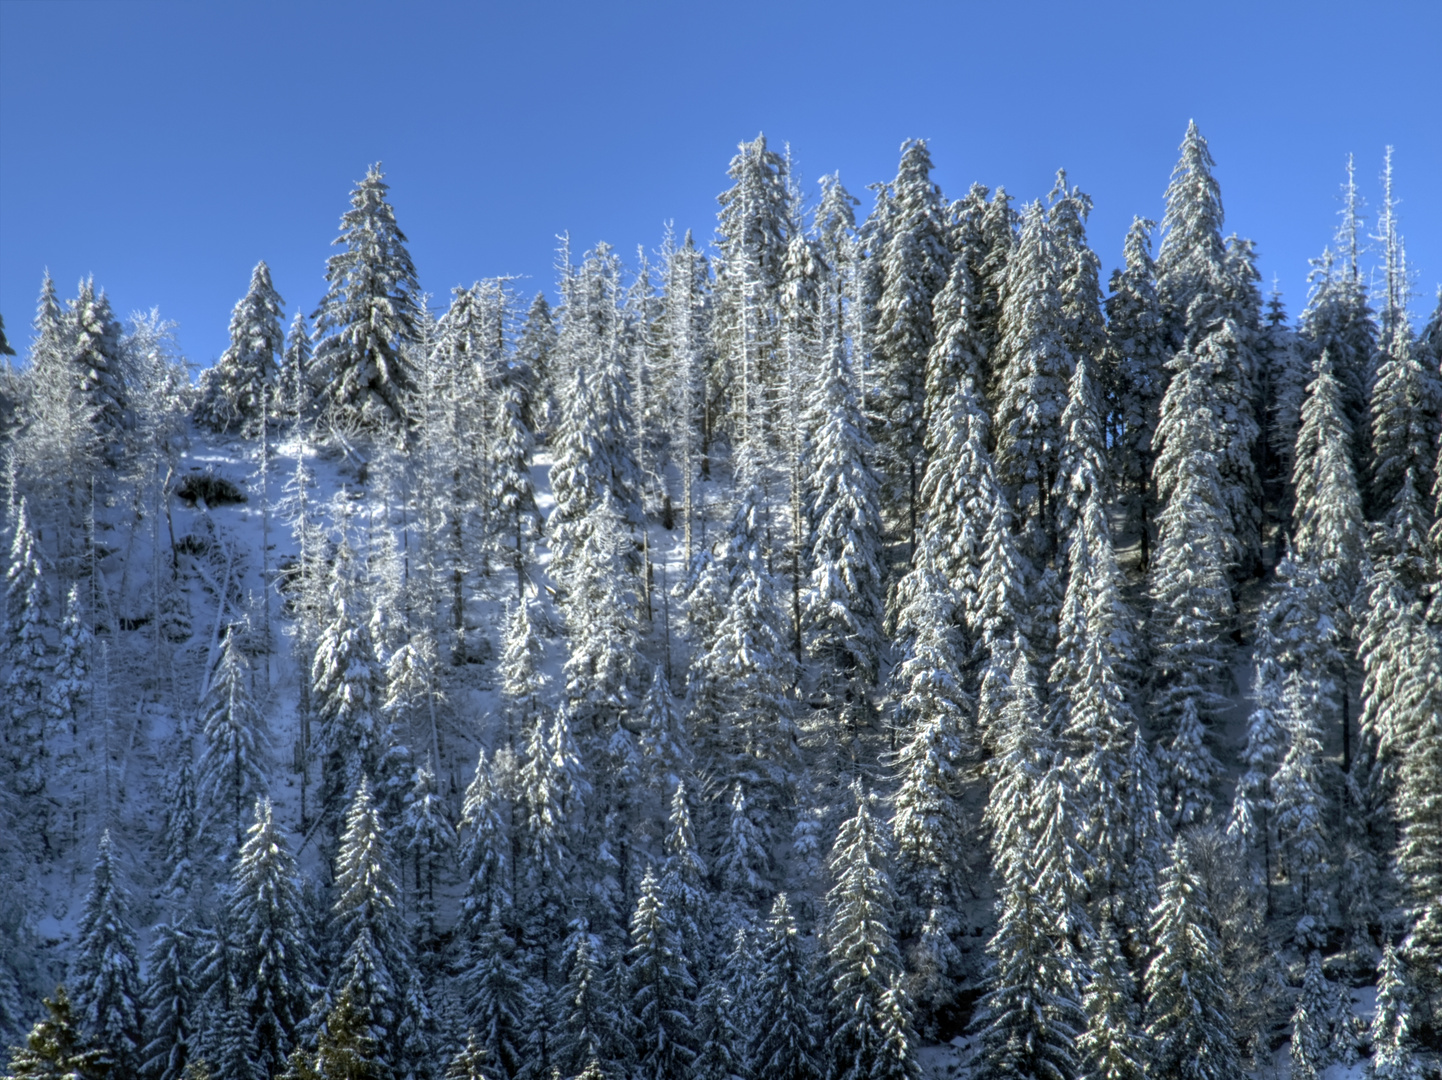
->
[227,799,317,1079]
[196,631,270,851]
[6,985,110,1080]
[874,139,950,544]
[627,867,697,1080]
[746,893,820,1080]
[72,831,143,1075]
[139,918,196,1080]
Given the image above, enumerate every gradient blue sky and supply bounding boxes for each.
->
[2,0,1439,367]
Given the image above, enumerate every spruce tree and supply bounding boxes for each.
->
[554,921,631,1079]
[327,777,433,1079]
[311,164,422,430]
[874,139,950,544]
[68,277,128,461]
[72,831,143,1075]
[1370,324,1442,517]
[1142,838,1238,1080]
[397,762,453,939]
[227,799,317,1079]
[3,499,49,799]
[1148,356,1234,824]
[803,353,885,684]
[196,631,270,851]
[197,261,285,434]
[714,782,769,906]
[1289,950,1332,1080]
[1272,673,1331,944]
[1105,217,1167,566]
[823,791,917,1080]
[6,985,110,1080]
[627,867,697,1080]
[745,893,819,1080]
[992,201,1072,565]
[1370,943,1422,1080]
[1076,921,1147,1080]
[140,918,197,1080]
[456,748,512,943]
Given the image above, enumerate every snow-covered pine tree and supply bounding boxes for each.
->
[1370,321,1442,523]
[72,830,143,1074]
[140,916,197,1080]
[658,227,711,560]
[1105,217,1168,565]
[226,798,316,1080]
[515,290,556,434]
[281,310,313,428]
[561,489,642,733]
[628,866,697,1080]
[1272,672,1331,945]
[1394,626,1442,1007]
[1296,164,1376,482]
[197,261,285,435]
[554,920,632,1080]
[46,585,91,824]
[397,761,453,942]
[873,139,950,545]
[1153,122,1263,577]
[195,631,269,852]
[992,200,1072,566]
[310,555,383,838]
[459,919,531,1080]
[1293,348,1364,592]
[327,776,434,1079]
[692,975,747,1080]
[1049,171,1107,412]
[638,665,691,807]
[1370,942,1422,1080]
[1228,619,1286,911]
[1290,950,1332,1080]
[457,748,512,945]
[823,790,917,1080]
[515,706,575,996]
[489,347,540,601]
[381,626,441,794]
[1142,837,1239,1080]
[745,893,819,1080]
[803,351,885,686]
[1076,920,1148,1080]
[311,164,422,431]
[692,483,797,800]
[6,985,111,1080]
[714,782,769,907]
[68,277,129,462]
[1148,349,1234,824]
[712,133,790,466]
[3,498,49,801]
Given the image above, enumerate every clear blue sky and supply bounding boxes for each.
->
[3,0,1439,367]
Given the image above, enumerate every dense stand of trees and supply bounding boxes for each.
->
[3,129,1441,1079]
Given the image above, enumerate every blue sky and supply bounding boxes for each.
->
[2,0,1439,366]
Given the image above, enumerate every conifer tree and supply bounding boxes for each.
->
[456,749,512,942]
[554,921,631,1080]
[1143,838,1238,1080]
[6,985,110,1080]
[992,201,1072,564]
[692,978,747,1080]
[714,782,769,906]
[1228,621,1286,907]
[460,921,530,1080]
[397,762,453,939]
[311,562,383,834]
[72,831,143,1075]
[638,666,691,803]
[1076,922,1147,1080]
[803,353,885,684]
[1289,950,1332,1080]
[1148,361,1234,824]
[327,777,433,1079]
[311,164,422,430]
[628,867,697,1080]
[824,791,916,1080]
[282,311,313,426]
[46,584,91,768]
[198,261,285,434]
[1370,324,1442,517]
[1105,217,1167,565]
[745,894,819,1080]
[140,918,197,1080]
[4,498,49,799]
[1272,674,1331,943]
[68,277,129,460]
[227,799,317,1079]
[874,139,950,543]
[1370,943,1422,1080]
[1394,629,1442,1003]
[196,632,270,851]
